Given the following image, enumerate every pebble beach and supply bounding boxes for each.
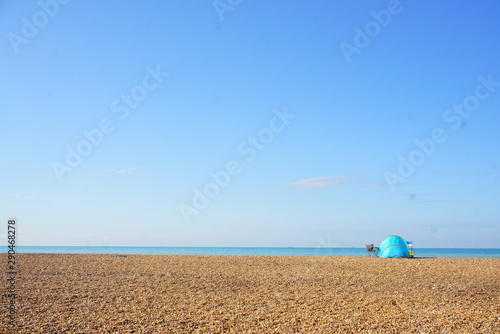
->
[2,254,499,333]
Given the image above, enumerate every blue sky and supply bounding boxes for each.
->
[1,0,499,248]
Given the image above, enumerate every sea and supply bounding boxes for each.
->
[10,246,500,258]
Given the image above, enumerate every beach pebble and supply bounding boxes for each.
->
[1,254,498,333]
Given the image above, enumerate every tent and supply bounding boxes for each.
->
[379,235,410,258]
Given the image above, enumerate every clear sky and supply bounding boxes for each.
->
[1,0,499,248]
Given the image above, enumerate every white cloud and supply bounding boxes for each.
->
[0,190,38,198]
[108,166,143,175]
[284,175,378,189]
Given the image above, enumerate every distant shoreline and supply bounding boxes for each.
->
[10,246,500,258]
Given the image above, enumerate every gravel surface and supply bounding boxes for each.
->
[1,254,499,333]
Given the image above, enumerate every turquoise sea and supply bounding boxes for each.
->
[11,246,500,258]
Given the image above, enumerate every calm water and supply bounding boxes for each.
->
[11,246,500,258]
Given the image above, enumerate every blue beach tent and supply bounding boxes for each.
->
[379,235,410,258]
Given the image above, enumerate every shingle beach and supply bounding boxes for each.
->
[2,254,499,333]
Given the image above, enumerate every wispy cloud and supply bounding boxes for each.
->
[284,175,378,190]
[418,200,453,204]
[425,171,497,174]
[108,166,143,175]
[0,190,38,198]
